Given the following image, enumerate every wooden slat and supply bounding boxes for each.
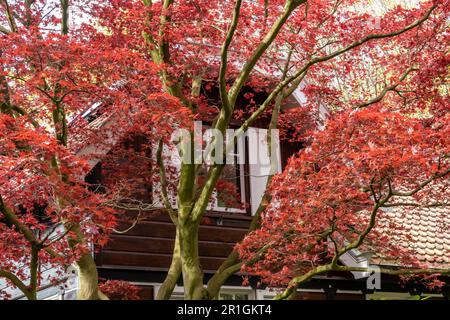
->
[137,285,154,300]
[99,210,252,270]
[148,211,253,222]
[333,293,366,300]
[105,236,235,257]
[101,251,226,271]
[121,212,252,229]
[117,221,248,243]
[295,292,327,300]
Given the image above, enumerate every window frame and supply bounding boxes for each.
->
[210,131,249,214]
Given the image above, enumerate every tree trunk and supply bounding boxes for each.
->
[0,52,13,116]
[75,251,108,300]
[179,222,208,300]
[28,244,39,300]
[156,233,182,299]
[206,250,241,299]
[68,225,108,300]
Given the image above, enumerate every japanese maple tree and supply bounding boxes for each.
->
[0,0,164,300]
[1,0,449,300]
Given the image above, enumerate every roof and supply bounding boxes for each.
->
[379,204,450,268]
[362,179,450,270]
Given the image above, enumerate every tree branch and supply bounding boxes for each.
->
[228,0,306,107]
[334,265,450,276]
[218,0,243,113]
[0,24,11,34]
[0,195,40,246]
[157,139,178,225]
[382,202,450,208]
[275,264,450,300]
[60,0,69,35]
[391,169,450,197]
[234,3,437,133]
[29,244,39,300]
[0,269,33,300]
[355,67,418,109]
[1,0,17,33]
[10,104,40,128]
[0,195,64,260]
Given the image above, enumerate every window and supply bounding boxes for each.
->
[155,285,255,300]
[219,287,255,300]
[219,292,249,300]
[212,131,247,213]
[153,124,249,213]
[151,125,282,215]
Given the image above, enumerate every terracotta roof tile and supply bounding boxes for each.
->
[375,194,450,268]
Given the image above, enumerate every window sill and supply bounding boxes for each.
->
[204,211,253,221]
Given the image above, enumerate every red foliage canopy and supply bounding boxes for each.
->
[0,0,449,299]
[238,110,449,288]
